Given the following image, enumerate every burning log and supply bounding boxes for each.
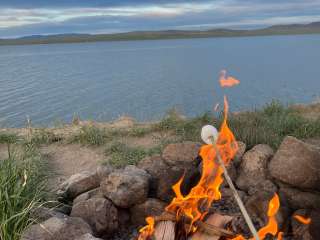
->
[191,213,233,240]
[150,212,236,240]
[154,220,175,240]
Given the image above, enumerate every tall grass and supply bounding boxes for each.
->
[0,143,48,240]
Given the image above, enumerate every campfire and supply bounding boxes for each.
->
[137,71,295,240]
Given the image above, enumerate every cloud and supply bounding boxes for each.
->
[0,2,220,28]
[0,0,319,37]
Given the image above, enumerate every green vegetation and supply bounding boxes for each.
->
[154,101,320,149]
[69,125,109,146]
[228,101,320,149]
[0,143,48,240]
[104,141,169,168]
[1,22,320,46]
[30,129,61,145]
[0,133,19,159]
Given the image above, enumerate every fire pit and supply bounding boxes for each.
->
[135,72,315,240]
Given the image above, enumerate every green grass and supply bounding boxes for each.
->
[0,133,20,159]
[153,101,320,149]
[69,125,109,146]
[104,142,149,167]
[227,101,320,148]
[30,129,62,145]
[0,143,48,240]
[104,140,172,168]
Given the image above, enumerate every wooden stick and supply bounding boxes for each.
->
[212,143,260,240]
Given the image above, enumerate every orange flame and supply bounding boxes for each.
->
[294,215,311,225]
[219,70,240,87]
[138,217,155,240]
[138,79,282,240]
[231,193,280,240]
[165,96,238,233]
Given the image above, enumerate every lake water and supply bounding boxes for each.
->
[1,34,320,127]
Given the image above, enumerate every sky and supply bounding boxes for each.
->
[1,0,320,38]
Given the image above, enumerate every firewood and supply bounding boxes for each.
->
[153,220,176,240]
[152,212,235,240]
[191,213,234,240]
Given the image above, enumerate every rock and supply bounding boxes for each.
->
[233,141,246,166]
[96,165,114,181]
[280,186,320,210]
[21,216,92,240]
[137,155,169,196]
[78,233,104,240]
[54,203,72,215]
[236,144,274,192]
[211,187,248,215]
[22,217,65,240]
[248,180,278,196]
[138,155,199,202]
[101,165,150,208]
[71,198,118,236]
[118,208,131,227]
[73,188,103,205]
[53,217,93,240]
[269,136,320,191]
[130,198,167,226]
[162,142,200,168]
[309,210,320,240]
[245,191,285,230]
[57,171,100,200]
[30,206,66,222]
[291,209,313,240]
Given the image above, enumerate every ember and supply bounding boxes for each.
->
[293,215,311,225]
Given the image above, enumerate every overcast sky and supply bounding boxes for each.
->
[1,0,320,38]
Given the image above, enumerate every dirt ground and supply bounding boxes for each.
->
[40,144,105,184]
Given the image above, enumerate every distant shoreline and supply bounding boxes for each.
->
[1,21,320,46]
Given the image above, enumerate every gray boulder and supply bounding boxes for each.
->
[247,180,278,196]
[21,216,92,240]
[101,165,150,208]
[78,234,104,240]
[280,186,320,210]
[233,141,246,166]
[71,197,118,236]
[269,136,320,191]
[138,154,198,202]
[73,188,103,205]
[57,171,100,200]
[236,144,274,191]
[30,206,66,222]
[162,142,200,168]
[130,198,166,226]
[245,191,286,230]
